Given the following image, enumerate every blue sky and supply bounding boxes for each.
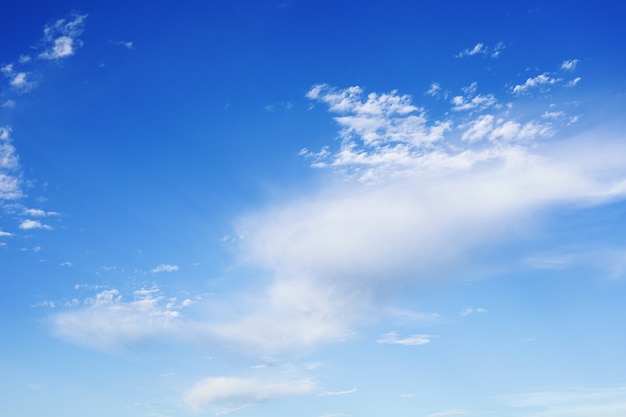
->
[1,1,626,416]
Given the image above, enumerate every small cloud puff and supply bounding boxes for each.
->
[561,59,579,71]
[111,40,134,50]
[19,219,52,230]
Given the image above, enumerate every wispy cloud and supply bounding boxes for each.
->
[502,385,626,417]
[377,332,436,346]
[456,42,506,58]
[184,376,315,411]
[319,387,357,396]
[561,59,579,71]
[111,40,134,50]
[460,307,487,317]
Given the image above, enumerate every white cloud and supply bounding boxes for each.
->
[377,332,436,346]
[456,42,505,58]
[426,82,441,96]
[39,14,87,60]
[1,127,20,170]
[460,307,487,317]
[152,264,179,273]
[561,59,579,71]
[512,73,560,94]
[450,82,497,111]
[184,376,315,411]
[49,287,187,350]
[111,40,134,50]
[0,230,12,237]
[47,82,626,362]
[10,72,28,88]
[566,77,582,87]
[456,42,488,57]
[19,219,52,230]
[24,208,59,217]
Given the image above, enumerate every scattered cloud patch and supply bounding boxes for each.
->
[456,42,505,58]
[377,332,436,346]
[152,264,179,273]
[512,73,560,95]
[0,131,23,197]
[24,208,59,217]
[450,82,497,112]
[461,114,553,143]
[39,14,87,60]
[49,286,189,350]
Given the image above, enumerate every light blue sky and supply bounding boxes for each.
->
[2,1,626,416]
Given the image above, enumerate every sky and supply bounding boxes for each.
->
[1,1,626,416]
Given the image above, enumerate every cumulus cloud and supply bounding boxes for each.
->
[0,230,12,237]
[19,219,52,230]
[39,14,87,60]
[377,332,436,346]
[184,376,315,411]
